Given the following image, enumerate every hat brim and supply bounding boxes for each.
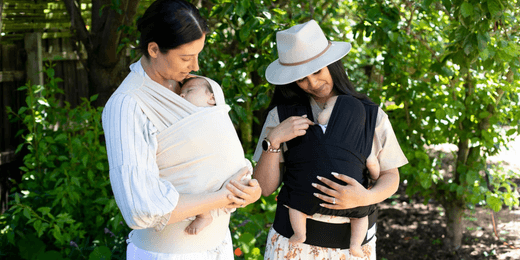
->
[265,41,351,85]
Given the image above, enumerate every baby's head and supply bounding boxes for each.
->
[180,77,216,107]
[317,96,338,125]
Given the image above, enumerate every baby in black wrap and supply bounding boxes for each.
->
[287,95,380,257]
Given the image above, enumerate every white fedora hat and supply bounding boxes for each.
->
[265,20,352,85]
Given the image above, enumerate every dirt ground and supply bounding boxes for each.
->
[376,137,520,260]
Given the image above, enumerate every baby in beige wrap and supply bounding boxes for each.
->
[180,77,251,235]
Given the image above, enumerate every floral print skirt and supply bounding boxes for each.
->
[264,227,376,260]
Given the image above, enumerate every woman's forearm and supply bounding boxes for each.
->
[366,168,400,205]
[254,152,283,196]
[166,191,229,225]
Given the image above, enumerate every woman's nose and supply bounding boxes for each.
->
[307,75,318,88]
[190,58,199,72]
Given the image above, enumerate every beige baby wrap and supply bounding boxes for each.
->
[127,74,246,254]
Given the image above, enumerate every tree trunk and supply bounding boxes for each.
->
[444,202,464,250]
[64,0,141,106]
[239,100,253,153]
[87,55,129,107]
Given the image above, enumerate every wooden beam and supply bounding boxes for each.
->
[42,50,87,61]
[0,70,25,82]
[0,150,15,165]
[24,32,43,86]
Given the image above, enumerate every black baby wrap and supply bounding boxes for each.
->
[273,94,379,248]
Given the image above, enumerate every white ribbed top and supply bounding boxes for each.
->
[102,61,178,231]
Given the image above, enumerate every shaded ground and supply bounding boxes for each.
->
[376,137,520,260]
[376,183,520,260]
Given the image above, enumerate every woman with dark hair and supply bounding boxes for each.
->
[253,20,408,259]
[102,0,261,259]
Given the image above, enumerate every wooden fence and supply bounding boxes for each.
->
[0,33,89,213]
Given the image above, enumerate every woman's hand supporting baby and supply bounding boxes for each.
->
[223,167,262,208]
[312,168,400,210]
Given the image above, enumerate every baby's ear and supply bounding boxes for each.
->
[208,93,216,105]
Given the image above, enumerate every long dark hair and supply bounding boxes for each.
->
[137,0,209,57]
[265,60,371,119]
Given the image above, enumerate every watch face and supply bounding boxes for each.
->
[262,139,269,151]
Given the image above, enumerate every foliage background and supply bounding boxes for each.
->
[1,0,519,259]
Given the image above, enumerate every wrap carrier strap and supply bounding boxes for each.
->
[273,203,377,249]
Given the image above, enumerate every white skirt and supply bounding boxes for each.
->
[126,228,234,260]
[264,227,377,260]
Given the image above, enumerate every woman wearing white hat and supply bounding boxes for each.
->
[253,20,408,259]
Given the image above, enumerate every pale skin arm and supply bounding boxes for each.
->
[166,167,260,225]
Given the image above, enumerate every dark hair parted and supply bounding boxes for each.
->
[137,0,209,57]
[265,60,371,118]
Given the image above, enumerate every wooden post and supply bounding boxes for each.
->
[24,32,43,86]
[0,0,4,36]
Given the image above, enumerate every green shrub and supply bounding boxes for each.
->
[231,188,278,260]
[1,64,129,259]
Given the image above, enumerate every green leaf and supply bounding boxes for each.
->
[388,31,398,42]
[18,235,46,260]
[486,194,502,212]
[23,207,32,219]
[239,25,252,42]
[480,48,490,60]
[96,162,104,171]
[487,0,502,17]
[235,1,246,17]
[442,0,452,12]
[506,128,517,136]
[37,250,66,260]
[90,94,99,102]
[55,133,67,142]
[89,246,112,260]
[15,143,25,154]
[479,111,490,119]
[34,220,43,237]
[238,232,255,253]
[18,106,28,115]
[38,207,51,215]
[82,155,89,167]
[460,2,473,18]
[52,224,63,242]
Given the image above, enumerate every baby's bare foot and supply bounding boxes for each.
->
[185,216,212,235]
[288,233,306,245]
